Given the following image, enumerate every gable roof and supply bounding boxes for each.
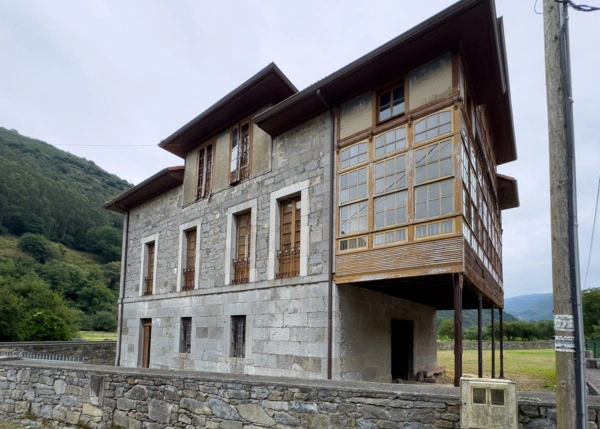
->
[159,63,297,158]
[254,0,516,166]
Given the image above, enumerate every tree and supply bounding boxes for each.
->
[17,233,61,263]
[87,310,118,332]
[18,310,71,341]
[0,290,25,341]
[582,288,600,338]
[84,226,122,262]
[437,319,454,340]
[0,269,80,340]
[7,213,46,236]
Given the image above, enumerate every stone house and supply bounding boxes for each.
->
[105,0,518,384]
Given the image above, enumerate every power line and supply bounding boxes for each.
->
[53,144,157,147]
[583,176,600,288]
[555,0,600,12]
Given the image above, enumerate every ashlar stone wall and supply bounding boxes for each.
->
[118,112,333,378]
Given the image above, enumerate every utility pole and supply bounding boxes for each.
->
[543,1,587,428]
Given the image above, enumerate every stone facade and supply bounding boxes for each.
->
[117,109,437,381]
[1,361,600,429]
[108,0,519,385]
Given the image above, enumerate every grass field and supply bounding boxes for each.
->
[78,330,117,341]
[437,348,556,391]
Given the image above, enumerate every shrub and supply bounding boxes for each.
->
[18,309,71,341]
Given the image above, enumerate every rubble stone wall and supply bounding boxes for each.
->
[1,361,599,429]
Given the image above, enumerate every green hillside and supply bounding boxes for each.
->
[0,127,130,251]
[437,309,519,330]
[0,127,130,341]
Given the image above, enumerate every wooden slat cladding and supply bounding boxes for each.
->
[336,236,463,283]
[464,239,503,308]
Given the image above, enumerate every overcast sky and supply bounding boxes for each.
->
[1,0,599,299]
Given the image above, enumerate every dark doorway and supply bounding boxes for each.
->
[391,319,414,381]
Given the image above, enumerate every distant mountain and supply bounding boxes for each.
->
[0,127,131,251]
[504,293,553,322]
[437,309,518,329]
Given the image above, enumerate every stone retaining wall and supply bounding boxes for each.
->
[1,361,600,428]
[0,341,116,365]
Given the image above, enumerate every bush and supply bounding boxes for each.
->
[87,310,118,332]
[18,310,71,341]
[17,233,61,263]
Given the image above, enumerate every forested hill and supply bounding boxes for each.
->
[0,127,131,253]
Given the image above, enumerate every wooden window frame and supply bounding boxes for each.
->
[144,242,155,296]
[231,315,246,358]
[377,80,406,123]
[414,110,452,145]
[180,317,192,354]
[415,218,455,240]
[232,212,251,285]
[229,121,252,184]
[277,196,301,279]
[415,178,454,221]
[414,139,453,185]
[182,228,196,291]
[197,143,213,199]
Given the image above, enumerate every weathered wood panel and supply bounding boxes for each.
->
[335,236,463,283]
[464,239,503,308]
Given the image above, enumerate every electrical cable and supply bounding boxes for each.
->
[583,177,600,288]
[555,0,600,12]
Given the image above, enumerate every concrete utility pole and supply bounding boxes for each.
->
[543,1,587,428]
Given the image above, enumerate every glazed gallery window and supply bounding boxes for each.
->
[231,315,246,358]
[414,110,452,144]
[230,122,250,184]
[277,196,301,278]
[232,212,251,284]
[415,178,454,220]
[415,140,452,184]
[197,144,213,199]
[180,317,192,354]
[378,83,405,122]
[182,228,196,291]
[375,126,406,157]
[373,134,408,231]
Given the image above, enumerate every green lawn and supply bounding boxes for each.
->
[437,348,556,391]
[78,330,117,341]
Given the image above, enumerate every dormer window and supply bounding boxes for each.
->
[197,144,213,199]
[378,83,405,122]
[230,122,251,184]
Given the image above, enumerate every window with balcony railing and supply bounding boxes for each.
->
[232,212,251,284]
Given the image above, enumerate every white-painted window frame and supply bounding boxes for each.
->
[225,199,257,285]
[139,234,159,297]
[268,180,310,280]
[177,220,202,291]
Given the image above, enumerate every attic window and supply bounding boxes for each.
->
[230,122,251,184]
[378,84,405,122]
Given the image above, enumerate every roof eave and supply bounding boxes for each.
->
[255,0,516,166]
[104,166,184,213]
[497,174,520,210]
[159,63,297,158]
